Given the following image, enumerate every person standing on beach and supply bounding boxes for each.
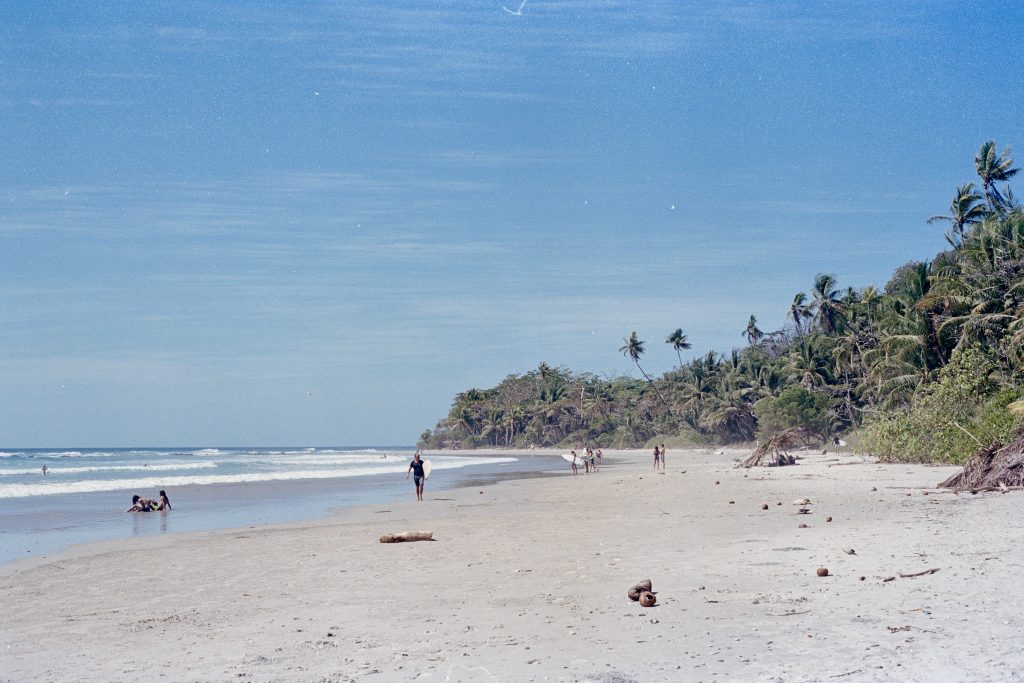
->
[569,450,579,475]
[406,451,426,501]
[660,444,667,469]
[653,445,660,470]
[41,465,48,476]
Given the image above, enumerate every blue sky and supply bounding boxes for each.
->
[2,1,1022,446]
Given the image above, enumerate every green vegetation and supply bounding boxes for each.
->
[420,142,1024,462]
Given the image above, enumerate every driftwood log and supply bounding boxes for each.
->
[379,531,435,543]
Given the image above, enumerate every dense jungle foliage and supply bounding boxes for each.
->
[420,142,1024,463]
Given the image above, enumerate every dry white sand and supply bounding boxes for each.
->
[2,448,1023,682]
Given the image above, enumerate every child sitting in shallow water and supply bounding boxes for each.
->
[126,490,171,512]
[126,495,151,512]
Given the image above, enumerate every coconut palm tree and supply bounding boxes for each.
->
[665,328,692,367]
[789,292,812,336]
[811,273,844,334]
[620,331,667,403]
[928,183,988,247]
[743,315,764,345]
[975,141,1019,213]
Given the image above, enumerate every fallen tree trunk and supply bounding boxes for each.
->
[379,531,435,543]
[939,431,1024,491]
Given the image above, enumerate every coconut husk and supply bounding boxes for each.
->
[938,430,1024,491]
[628,579,653,601]
[639,591,656,607]
[739,428,815,468]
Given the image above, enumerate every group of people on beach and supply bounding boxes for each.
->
[126,490,172,512]
[653,444,667,470]
[569,447,601,474]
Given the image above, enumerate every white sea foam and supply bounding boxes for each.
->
[263,456,393,467]
[191,448,223,456]
[0,457,516,498]
[0,462,217,476]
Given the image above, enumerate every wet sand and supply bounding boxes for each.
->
[2,448,1022,682]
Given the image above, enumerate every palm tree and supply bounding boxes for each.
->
[666,328,692,367]
[975,141,1019,212]
[620,331,667,403]
[789,292,812,335]
[743,315,764,345]
[928,183,988,247]
[811,273,844,334]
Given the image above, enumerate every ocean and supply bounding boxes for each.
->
[0,447,562,564]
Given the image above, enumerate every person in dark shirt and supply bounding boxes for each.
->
[406,451,426,501]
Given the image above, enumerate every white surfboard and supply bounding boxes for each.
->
[561,453,582,465]
[422,459,432,479]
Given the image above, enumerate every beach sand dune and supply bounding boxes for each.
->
[2,448,1022,681]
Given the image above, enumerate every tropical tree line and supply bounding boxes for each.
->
[420,142,1024,462]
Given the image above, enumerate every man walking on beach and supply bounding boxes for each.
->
[407,451,426,501]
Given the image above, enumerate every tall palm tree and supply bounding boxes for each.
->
[666,328,692,367]
[620,331,667,403]
[789,292,812,335]
[928,183,988,247]
[975,141,1019,212]
[743,315,764,345]
[811,273,844,334]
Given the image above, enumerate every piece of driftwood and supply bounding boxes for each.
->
[898,568,940,578]
[379,531,435,543]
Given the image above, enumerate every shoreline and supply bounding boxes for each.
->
[0,449,569,569]
[4,448,1023,681]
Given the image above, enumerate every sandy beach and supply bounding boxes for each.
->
[2,448,1022,682]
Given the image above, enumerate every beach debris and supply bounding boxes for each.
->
[762,504,769,510]
[939,431,1024,492]
[882,576,896,582]
[639,591,657,607]
[859,576,866,581]
[729,500,735,504]
[715,480,720,485]
[826,516,833,522]
[740,428,817,467]
[798,508,811,514]
[777,502,782,506]
[379,531,435,543]
[887,625,912,633]
[816,567,829,577]
[793,498,812,505]
[898,568,940,578]
[798,523,808,529]
[766,609,811,617]
[844,548,857,555]
[628,579,653,601]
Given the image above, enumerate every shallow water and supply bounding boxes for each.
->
[0,449,564,564]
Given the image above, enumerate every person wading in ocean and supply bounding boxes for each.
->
[406,451,426,501]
